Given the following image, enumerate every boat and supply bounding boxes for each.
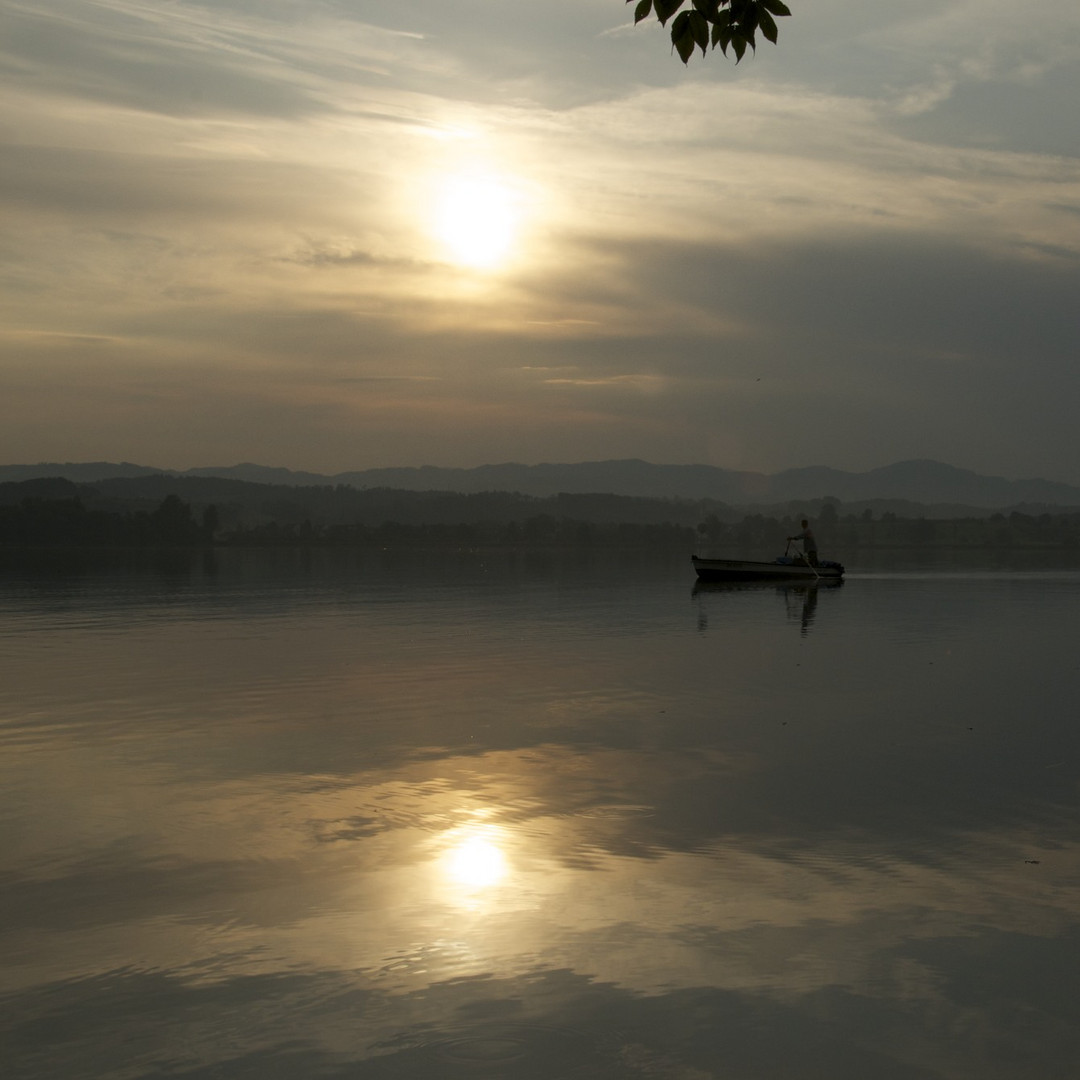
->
[692,554,844,582]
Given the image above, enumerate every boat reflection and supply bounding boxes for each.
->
[693,578,844,636]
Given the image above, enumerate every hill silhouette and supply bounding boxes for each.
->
[3,471,1079,552]
[2,459,1079,510]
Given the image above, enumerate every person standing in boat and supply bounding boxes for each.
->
[788,519,818,566]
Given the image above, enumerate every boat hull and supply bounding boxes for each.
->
[692,555,844,582]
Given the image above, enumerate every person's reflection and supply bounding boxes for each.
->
[694,580,835,636]
[798,584,818,637]
[782,583,818,635]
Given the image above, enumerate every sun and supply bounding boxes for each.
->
[435,173,519,270]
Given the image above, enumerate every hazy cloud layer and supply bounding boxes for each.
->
[2,0,1079,478]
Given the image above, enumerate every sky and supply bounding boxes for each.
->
[2,0,1079,481]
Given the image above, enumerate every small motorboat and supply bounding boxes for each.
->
[692,554,844,582]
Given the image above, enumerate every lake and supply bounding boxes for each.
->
[2,548,1079,1079]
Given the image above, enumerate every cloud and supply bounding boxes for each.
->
[1,0,1079,477]
[0,0,335,118]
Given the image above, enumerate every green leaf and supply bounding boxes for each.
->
[670,10,696,61]
[758,8,778,43]
[689,10,710,52]
[655,0,685,26]
[736,4,759,36]
[633,0,789,61]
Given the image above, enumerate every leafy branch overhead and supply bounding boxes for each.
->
[630,0,792,63]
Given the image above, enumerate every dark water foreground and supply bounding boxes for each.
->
[1,549,1079,1079]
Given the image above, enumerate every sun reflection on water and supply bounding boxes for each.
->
[440,825,510,907]
[447,834,506,888]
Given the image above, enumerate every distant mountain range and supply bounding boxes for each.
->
[2,458,1079,511]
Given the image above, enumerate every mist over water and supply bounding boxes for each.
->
[2,549,1079,1079]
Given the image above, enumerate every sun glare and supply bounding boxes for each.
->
[446,834,507,889]
[435,174,519,270]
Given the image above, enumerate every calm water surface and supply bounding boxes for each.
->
[2,549,1079,1079]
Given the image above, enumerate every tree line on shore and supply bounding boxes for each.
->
[0,493,217,547]
[696,507,1080,551]
[2,485,1079,550]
